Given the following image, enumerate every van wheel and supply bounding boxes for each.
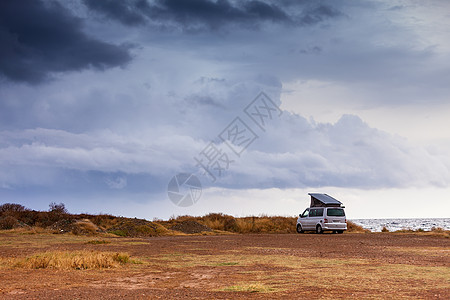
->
[337,230,344,234]
[316,225,323,234]
[296,224,304,233]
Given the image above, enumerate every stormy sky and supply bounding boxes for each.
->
[1,0,449,219]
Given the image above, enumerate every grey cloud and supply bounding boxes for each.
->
[299,5,344,25]
[387,5,404,11]
[240,1,291,23]
[82,0,148,26]
[0,0,132,84]
[84,0,343,31]
[185,95,226,109]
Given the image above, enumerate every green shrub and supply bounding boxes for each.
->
[110,230,127,237]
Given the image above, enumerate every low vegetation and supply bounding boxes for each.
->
[346,220,369,233]
[1,203,448,237]
[86,239,111,245]
[162,213,298,234]
[6,250,133,270]
[392,227,449,238]
[0,231,447,297]
[148,248,450,297]
[222,282,277,293]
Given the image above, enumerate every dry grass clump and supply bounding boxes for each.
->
[86,239,111,245]
[392,227,450,238]
[429,227,450,237]
[71,219,101,235]
[5,226,48,234]
[201,213,238,231]
[235,216,297,233]
[346,221,369,233]
[12,250,132,270]
[222,282,276,293]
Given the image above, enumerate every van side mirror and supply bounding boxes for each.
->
[299,214,302,217]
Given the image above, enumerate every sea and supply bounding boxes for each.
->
[350,218,450,232]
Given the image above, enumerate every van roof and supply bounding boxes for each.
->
[308,193,342,207]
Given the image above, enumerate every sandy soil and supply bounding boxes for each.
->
[0,232,449,299]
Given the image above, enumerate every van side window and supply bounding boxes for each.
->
[310,209,316,217]
[327,208,345,216]
[302,209,309,217]
[317,208,324,217]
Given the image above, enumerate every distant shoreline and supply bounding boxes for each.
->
[351,217,450,232]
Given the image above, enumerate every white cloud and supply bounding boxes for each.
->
[2,107,448,193]
[0,128,202,175]
[224,112,450,189]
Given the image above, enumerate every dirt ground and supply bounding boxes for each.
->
[0,232,449,299]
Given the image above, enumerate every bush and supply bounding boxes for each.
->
[107,218,169,237]
[381,226,389,232]
[0,215,18,229]
[0,203,26,214]
[49,202,68,214]
[0,204,29,224]
[15,210,41,226]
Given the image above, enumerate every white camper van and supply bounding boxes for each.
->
[296,193,347,234]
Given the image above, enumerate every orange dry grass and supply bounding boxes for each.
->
[346,221,368,233]
[166,214,301,233]
[235,216,297,233]
[12,250,130,270]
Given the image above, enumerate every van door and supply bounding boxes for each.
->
[300,208,310,230]
[307,208,316,230]
[315,208,324,229]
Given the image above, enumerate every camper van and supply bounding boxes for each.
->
[296,193,347,234]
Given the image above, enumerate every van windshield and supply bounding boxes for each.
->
[327,208,345,216]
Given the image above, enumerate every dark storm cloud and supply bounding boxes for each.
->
[84,0,342,30]
[83,0,149,26]
[0,0,132,84]
[299,5,343,25]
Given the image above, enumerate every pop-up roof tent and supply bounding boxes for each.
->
[309,193,343,207]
